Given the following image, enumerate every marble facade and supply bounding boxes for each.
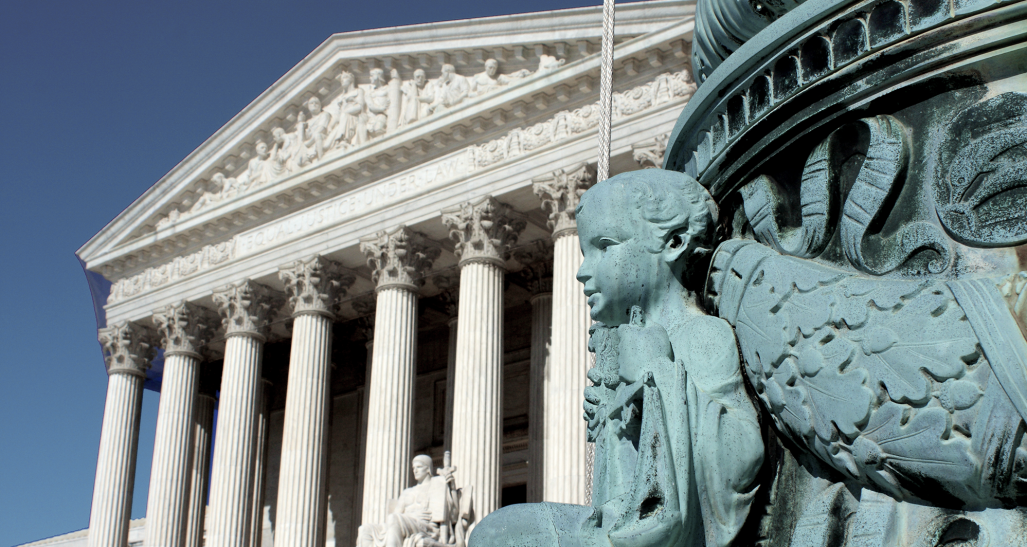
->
[26,3,699,546]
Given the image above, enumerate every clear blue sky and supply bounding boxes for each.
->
[0,0,601,544]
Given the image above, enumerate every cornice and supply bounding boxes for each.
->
[103,99,683,324]
[103,65,694,308]
[78,6,695,273]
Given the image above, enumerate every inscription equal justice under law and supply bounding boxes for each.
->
[236,150,474,257]
[105,69,695,305]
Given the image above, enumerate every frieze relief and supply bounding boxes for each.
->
[470,71,693,169]
[107,70,694,306]
[107,240,236,303]
[154,54,568,231]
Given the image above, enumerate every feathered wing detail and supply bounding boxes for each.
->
[707,240,1027,507]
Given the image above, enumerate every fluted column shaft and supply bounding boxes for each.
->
[146,302,216,547]
[444,316,458,451]
[355,335,373,533]
[528,293,552,503]
[185,392,216,547]
[544,232,591,504]
[272,256,352,547]
[275,255,351,547]
[358,227,438,526]
[90,322,154,547]
[533,163,595,504]
[144,352,200,547]
[250,378,273,547]
[88,369,145,547]
[207,334,264,547]
[208,281,278,547]
[451,260,506,518]
[274,313,333,547]
[361,287,418,525]
[443,196,525,520]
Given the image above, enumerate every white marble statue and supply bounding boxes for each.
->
[367,68,391,139]
[357,452,474,547]
[428,64,469,115]
[469,59,503,97]
[300,96,334,163]
[401,69,434,126]
[240,139,271,190]
[269,126,299,178]
[328,70,368,148]
[189,173,238,214]
[537,54,566,73]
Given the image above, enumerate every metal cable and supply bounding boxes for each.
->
[586,0,615,506]
[596,0,616,184]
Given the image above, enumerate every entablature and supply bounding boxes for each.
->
[100,71,690,325]
[85,14,695,282]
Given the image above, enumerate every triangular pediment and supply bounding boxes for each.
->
[78,0,695,282]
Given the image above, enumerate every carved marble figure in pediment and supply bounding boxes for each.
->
[240,139,271,190]
[328,70,368,149]
[469,59,531,98]
[427,64,470,116]
[299,96,333,164]
[366,68,394,139]
[150,49,579,231]
[400,68,434,126]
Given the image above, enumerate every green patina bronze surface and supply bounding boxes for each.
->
[471,0,1027,542]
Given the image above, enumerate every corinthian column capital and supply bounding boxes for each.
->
[360,226,441,291]
[99,321,157,377]
[442,196,527,267]
[279,256,356,318]
[532,163,596,238]
[212,281,281,339]
[152,301,219,358]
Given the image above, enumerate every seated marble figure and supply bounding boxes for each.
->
[358,453,473,547]
[469,169,764,547]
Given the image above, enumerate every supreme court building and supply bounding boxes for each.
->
[30,2,697,545]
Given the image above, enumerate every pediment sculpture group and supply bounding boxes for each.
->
[157,55,566,229]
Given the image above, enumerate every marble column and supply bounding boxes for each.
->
[533,163,596,504]
[184,368,217,547]
[358,227,439,526]
[443,196,526,519]
[89,322,156,547]
[351,296,376,534]
[249,378,273,547]
[145,302,217,547]
[208,281,280,547]
[512,242,555,504]
[432,272,460,452]
[274,257,354,547]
